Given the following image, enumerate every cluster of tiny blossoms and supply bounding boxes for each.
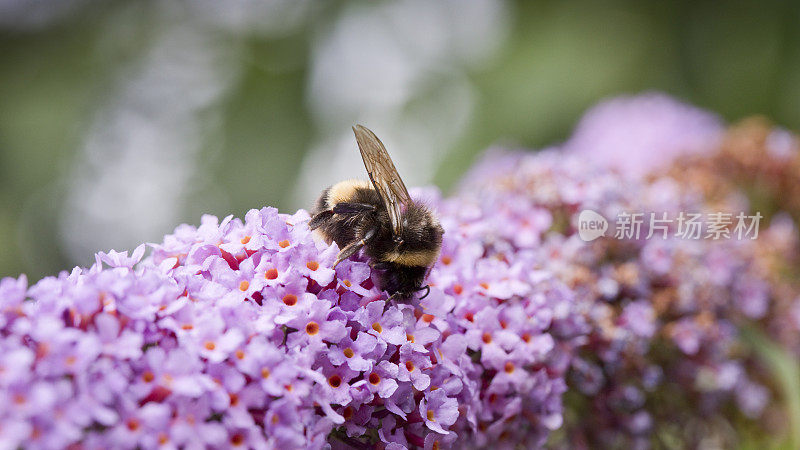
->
[0,200,580,448]
[458,89,800,446]
[564,92,725,178]
[458,147,790,446]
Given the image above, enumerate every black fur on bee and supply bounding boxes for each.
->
[309,125,444,300]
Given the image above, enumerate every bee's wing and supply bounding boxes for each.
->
[352,124,411,237]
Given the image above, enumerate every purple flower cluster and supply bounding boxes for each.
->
[460,127,798,444]
[0,200,579,449]
[564,92,724,178]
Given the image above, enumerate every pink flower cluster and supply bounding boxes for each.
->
[460,115,798,445]
[0,202,577,449]
[564,92,725,178]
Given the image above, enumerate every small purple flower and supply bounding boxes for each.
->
[358,360,399,399]
[618,300,656,339]
[334,260,373,297]
[736,380,769,418]
[296,245,337,287]
[734,276,769,319]
[353,301,407,346]
[0,274,27,309]
[328,331,379,372]
[95,244,147,270]
[397,344,433,391]
[670,318,703,355]
[187,315,244,364]
[285,299,347,347]
[420,389,459,434]
[317,374,357,418]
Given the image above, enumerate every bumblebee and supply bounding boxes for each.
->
[309,125,444,299]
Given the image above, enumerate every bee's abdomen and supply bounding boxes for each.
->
[380,249,439,267]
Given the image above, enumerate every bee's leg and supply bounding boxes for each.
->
[332,202,377,215]
[309,210,333,230]
[333,228,377,268]
[417,285,431,299]
[387,290,417,302]
[333,241,364,268]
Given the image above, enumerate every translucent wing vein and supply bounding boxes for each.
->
[352,124,411,237]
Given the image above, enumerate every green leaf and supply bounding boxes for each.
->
[741,325,800,449]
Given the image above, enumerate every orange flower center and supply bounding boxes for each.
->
[278,240,290,248]
[235,350,245,360]
[328,375,342,388]
[371,322,383,333]
[482,333,492,344]
[261,368,270,379]
[441,256,452,265]
[405,361,415,372]
[265,268,278,280]
[142,371,155,383]
[504,361,515,373]
[231,433,245,446]
[343,348,355,358]
[368,372,381,385]
[305,322,320,335]
[453,284,463,295]
[127,419,140,431]
[282,294,297,306]
[306,261,319,271]
[422,314,435,323]
[427,410,435,421]
[238,280,249,291]
[240,236,251,244]
[204,341,216,351]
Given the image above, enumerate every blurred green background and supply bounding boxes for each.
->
[1,0,799,281]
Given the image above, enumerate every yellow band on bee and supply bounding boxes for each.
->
[384,250,438,267]
[326,179,372,209]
